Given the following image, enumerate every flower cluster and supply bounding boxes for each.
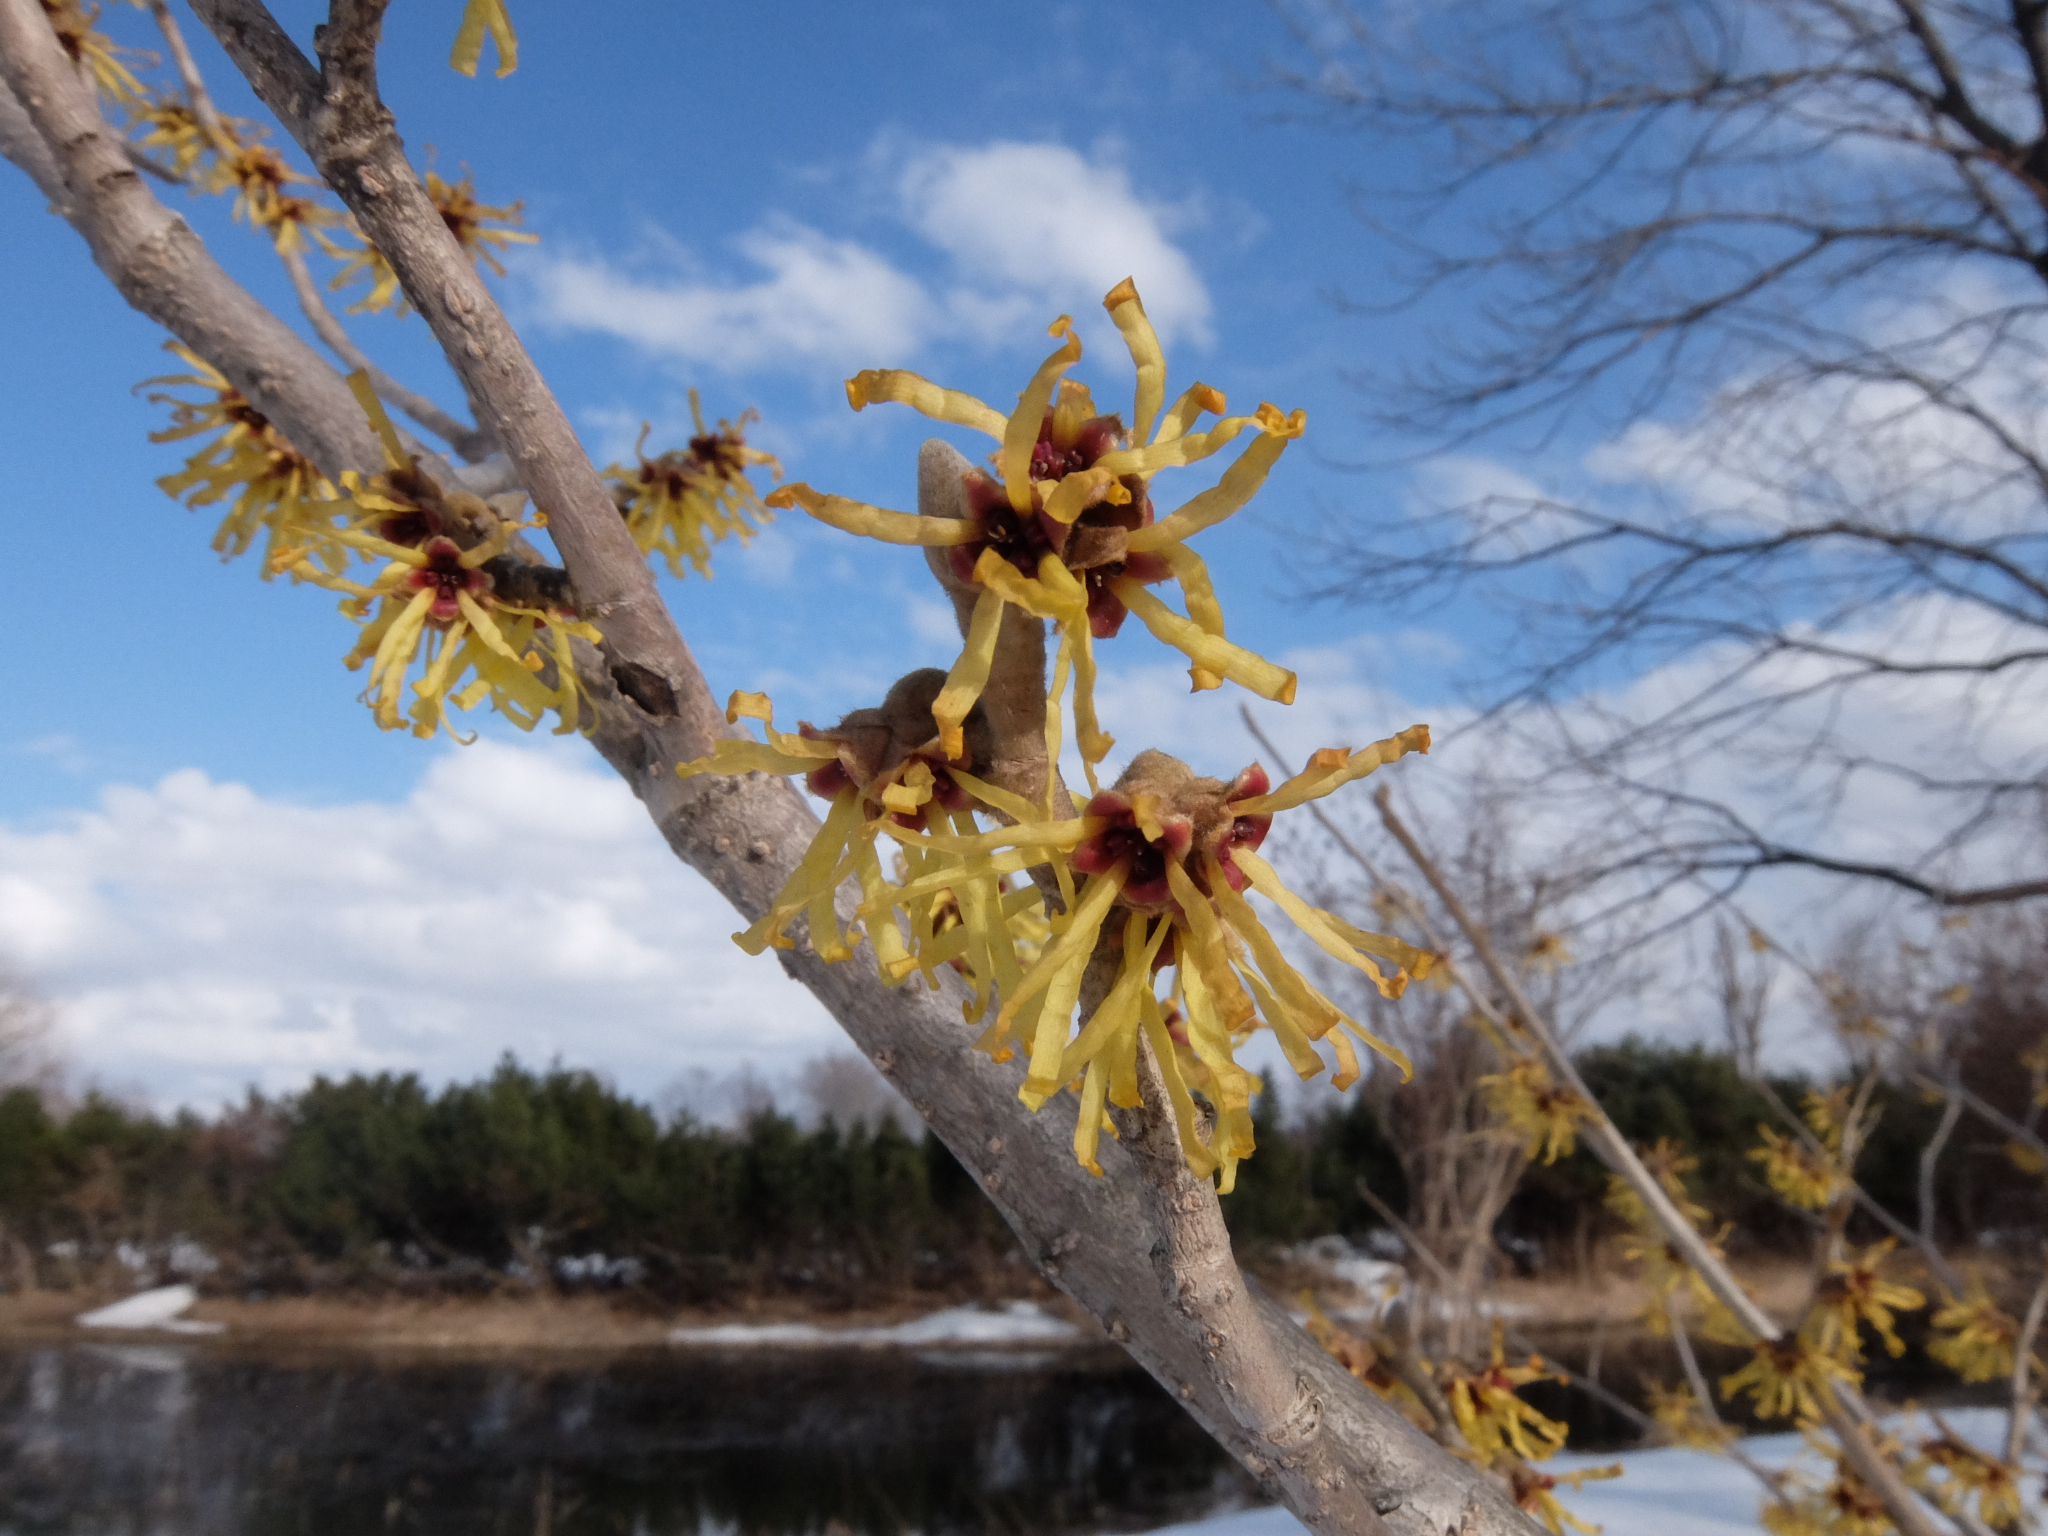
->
[1927,1286,2022,1383]
[1909,1430,2027,1529]
[680,281,1437,1188]
[1720,1337,1858,1423]
[605,392,783,577]
[1808,1241,1924,1362]
[330,170,536,315]
[41,0,144,105]
[1748,1099,1852,1212]
[143,345,344,572]
[144,360,597,739]
[1442,1325,1571,1463]
[1482,1054,1597,1165]
[1508,1462,1622,1536]
[267,377,598,739]
[766,280,1303,790]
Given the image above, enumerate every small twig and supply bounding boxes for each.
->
[145,0,234,150]
[275,241,494,462]
[1352,1176,1659,1440]
[1919,1063,1965,1259]
[1665,1295,1782,1490]
[2009,1253,2048,1466]
[1374,785,1784,1343]
[1376,786,1963,1536]
[122,142,180,181]
[1909,1068,2048,1169]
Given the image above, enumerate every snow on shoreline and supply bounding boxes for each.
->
[1147,1408,2037,1535]
[668,1300,1082,1350]
[75,1284,225,1335]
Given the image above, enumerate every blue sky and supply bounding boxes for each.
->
[5,1,2000,1107]
[5,0,1472,820]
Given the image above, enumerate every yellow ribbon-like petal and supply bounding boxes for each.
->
[845,369,1007,438]
[932,587,1005,762]
[450,0,518,77]
[1127,419,1297,552]
[1225,725,1432,815]
[1000,317,1084,512]
[1103,278,1167,448]
[768,483,977,545]
[1111,579,1297,704]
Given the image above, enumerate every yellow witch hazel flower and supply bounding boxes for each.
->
[1927,1284,2022,1383]
[127,94,254,183]
[1482,1054,1597,1165]
[1749,1124,1851,1211]
[40,0,145,106]
[1508,1461,1622,1536]
[680,697,1434,1187]
[1720,1336,1858,1422]
[210,137,343,254]
[678,672,1056,998]
[605,392,782,577]
[768,279,1304,790]
[142,344,348,573]
[330,170,536,316]
[957,740,1432,1186]
[1909,1431,2027,1530]
[275,376,598,739]
[1647,1383,1737,1451]
[1808,1240,1924,1362]
[1605,1139,1712,1230]
[1442,1323,1570,1464]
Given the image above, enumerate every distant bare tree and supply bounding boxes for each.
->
[1278,0,2048,910]
[0,964,56,1089]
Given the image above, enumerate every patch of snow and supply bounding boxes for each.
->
[1148,1408,2040,1535]
[668,1300,1082,1350]
[75,1284,224,1335]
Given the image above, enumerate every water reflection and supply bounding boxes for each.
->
[0,1342,1254,1535]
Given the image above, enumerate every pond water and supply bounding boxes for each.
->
[0,1342,1258,1535]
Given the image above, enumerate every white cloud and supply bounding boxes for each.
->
[896,140,1213,346]
[530,139,1212,375]
[0,744,844,1110]
[533,217,931,371]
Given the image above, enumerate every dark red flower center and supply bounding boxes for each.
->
[406,536,491,624]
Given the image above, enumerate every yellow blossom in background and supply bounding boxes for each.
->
[1808,1241,1924,1362]
[605,393,782,577]
[273,375,598,738]
[451,0,517,77]
[681,713,1433,1187]
[1910,1433,2026,1530]
[925,742,1429,1188]
[1483,1055,1597,1164]
[1442,1324,1569,1464]
[1749,1125,1850,1211]
[674,674,1055,1003]
[1299,1294,1429,1425]
[1801,1086,1859,1152]
[1524,931,1572,971]
[1721,1337,1858,1422]
[127,95,250,182]
[142,345,346,573]
[210,140,342,253]
[1508,1461,1621,1535]
[769,279,1305,789]
[1646,1383,1736,1450]
[40,0,145,105]
[1928,1287,2021,1383]
[330,170,535,315]
[1605,1140,1711,1230]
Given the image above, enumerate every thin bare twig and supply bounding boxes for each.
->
[2009,1254,2048,1466]
[274,241,494,462]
